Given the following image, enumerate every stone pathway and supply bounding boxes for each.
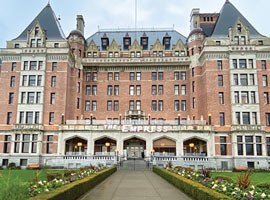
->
[79,170,191,200]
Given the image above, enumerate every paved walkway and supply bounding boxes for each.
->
[80,170,191,200]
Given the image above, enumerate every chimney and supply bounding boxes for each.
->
[190,8,200,31]
[76,15,85,36]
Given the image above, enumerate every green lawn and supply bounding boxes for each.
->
[0,169,65,183]
[211,172,270,185]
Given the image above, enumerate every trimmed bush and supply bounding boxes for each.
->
[153,167,231,200]
[46,172,63,182]
[8,163,16,170]
[30,167,116,200]
[256,182,270,189]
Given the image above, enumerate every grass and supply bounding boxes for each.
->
[0,169,65,183]
[211,172,270,185]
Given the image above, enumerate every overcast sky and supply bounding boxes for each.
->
[0,0,269,47]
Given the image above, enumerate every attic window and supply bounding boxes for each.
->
[109,52,113,57]
[93,52,97,57]
[174,51,179,56]
[163,37,171,50]
[241,36,246,45]
[258,40,263,45]
[123,37,131,50]
[136,52,141,57]
[35,27,39,36]
[159,51,163,57]
[37,39,41,48]
[234,36,239,45]
[141,37,148,50]
[216,41,221,46]
[54,43,59,48]
[181,51,185,56]
[30,39,35,48]
[14,44,19,48]
[87,52,91,57]
[101,38,109,51]
[237,24,241,33]
[114,52,119,57]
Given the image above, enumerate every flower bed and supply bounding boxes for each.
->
[29,166,116,199]
[162,166,270,200]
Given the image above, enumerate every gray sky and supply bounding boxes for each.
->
[0,0,269,47]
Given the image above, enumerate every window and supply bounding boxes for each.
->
[252,112,257,125]
[92,85,97,95]
[251,91,256,104]
[267,137,270,156]
[101,38,109,51]
[37,75,42,86]
[158,85,163,95]
[218,75,223,86]
[216,41,221,46]
[108,85,113,96]
[49,112,54,124]
[258,40,263,45]
[174,72,179,80]
[181,85,186,95]
[27,92,35,104]
[86,72,91,82]
[35,112,39,124]
[242,112,250,125]
[152,100,157,111]
[51,76,56,87]
[241,92,249,104]
[28,75,36,86]
[25,112,33,124]
[130,72,135,81]
[129,101,134,110]
[192,81,195,92]
[7,112,12,124]
[234,36,239,45]
[136,52,141,57]
[15,43,19,48]
[234,92,239,104]
[11,62,16,72]
[123,37,131,50]
[193,97,196,109]
[219,92,224,104]
[77,82,80,93]
[114,101,119,111]
[237,136,243,155]
[237,24,241,32]
[245,136,254,156]
[248,59,253,68]
[37,39,41,48]
[255,136,262,156]
[50,93,55,104]
[220,136,227,155]
[85,101,90,111]
[52,62,57,72]
[9,93,14,104]
[235,112,241,124]
[136,72,141,81]
[163,37,171,50]
[262,60,266,70]
[239,59,247,69]
[86,86,91,96]
[107,101,112,111]
[14,134,20,153]
[31,39,35,48]
[263,75,268,87]
[158,72,163,80]
[136,85,141,96]
[152,85,157,95]
[175,100,180,111]
[19,112,24,124]
[93,72,97,81]
[54,43,59,48]
[4,135,11,153]
[220,112,225,126]
[240,74,248,86]
[249,74,255,85]
[47,135,53,154]
[23,61,28,70]
[174,85,179,95]
[114,72,119,81]
[92,101,97,111]
[233,74,239,85]
[217,60,222,70]
[22,134,30,153]
[32,134,38,153]
[38,61,43,70]
[136,100,141,110]
[114,85,119,96]
[130,85,135,96]
[233,59,237,69]
[181,72,186,80]
[108,72,113,81]
[266,113,270,126]
[241,36,246,45]
[21,92,26,104]
[76,98,80,109]
[152,72,157,80]
[10,76,15,87]
[159,51,163,57]
[141,37,148,50]
[36,92,41,104]
[264,92,269,104]
[181,100,186,111]
[158,100,163,111]
[30,61,37,70]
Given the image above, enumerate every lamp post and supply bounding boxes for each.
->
[148,113,151,125]
[208,113,212,125]
[178,113,181,125]
[77,142,83,154]
[90,113,93,125]
[189,143,195,155]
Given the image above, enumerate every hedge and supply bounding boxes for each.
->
[153,167,232,200]
[30,167,117,200]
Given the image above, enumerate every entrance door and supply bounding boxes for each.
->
[124,137,146,159]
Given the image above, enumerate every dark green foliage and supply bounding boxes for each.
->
[7,163,16,170]
[153,167,232,200]
[256,182,270,189]
[215,175,235,183]
[64,169,76,177]
[46,172,63,181]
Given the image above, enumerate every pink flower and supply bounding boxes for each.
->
[248,194,253,199]
[70,177,75,182]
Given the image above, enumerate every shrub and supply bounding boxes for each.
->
[256,182,270,189]
[236,171,252,189]
[46,172,63,182]
[0,166,3,170]
[167,161,173,168]
[201,169,211,178]
[42,165,51,169]
[7,163,16,170]
[215,175,235,183]
[15,166,21,170]
[64,170,76,177]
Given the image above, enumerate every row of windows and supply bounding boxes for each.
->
[232,59,254,69]
[237,136,263,156]
[235,112,258,125]
[20,91,41,104]
[234,91,257,104]
[233,74,255,86]
[19,111,40,124]
[21,75,43,87]
[23,61,44,71]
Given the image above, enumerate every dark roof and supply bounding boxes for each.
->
[211,1,263,38]
[86,30,187,50]
[201,24,216,37]
[68,30,84,38]
[14,3,65,40]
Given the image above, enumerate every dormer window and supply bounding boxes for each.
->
[35,27,39,36]
[234,36,239,45]
[37,39,41,48]
[153,51,157,57]
[216,41,221,46]
[136,52,141,57]
[141,37,148,50]
[123,37,131,50]
[258,40,263,45]
[30,39,35,48]
[241,36,246,45]
[54,43,59,48]
[159,51,163,57]
[101,38,109,51]
[87,52,91,57]
[14,44,19,48]
[93,52,97,57]
[237,24,241,33]
[114,52,119,57]
[109,52,113,57]
[131,52,135,57]
[181,51,185,56]
[163,37,171,50]
[174,51,179,56]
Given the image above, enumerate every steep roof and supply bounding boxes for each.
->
[86,30,187,51]
[211,1,263,38]
[14,3,65,40]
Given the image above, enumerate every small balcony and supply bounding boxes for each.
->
[125,110,145,118]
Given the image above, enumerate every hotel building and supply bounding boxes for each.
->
[0,0,270,169]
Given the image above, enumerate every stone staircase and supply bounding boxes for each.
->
[121,159,149,170]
